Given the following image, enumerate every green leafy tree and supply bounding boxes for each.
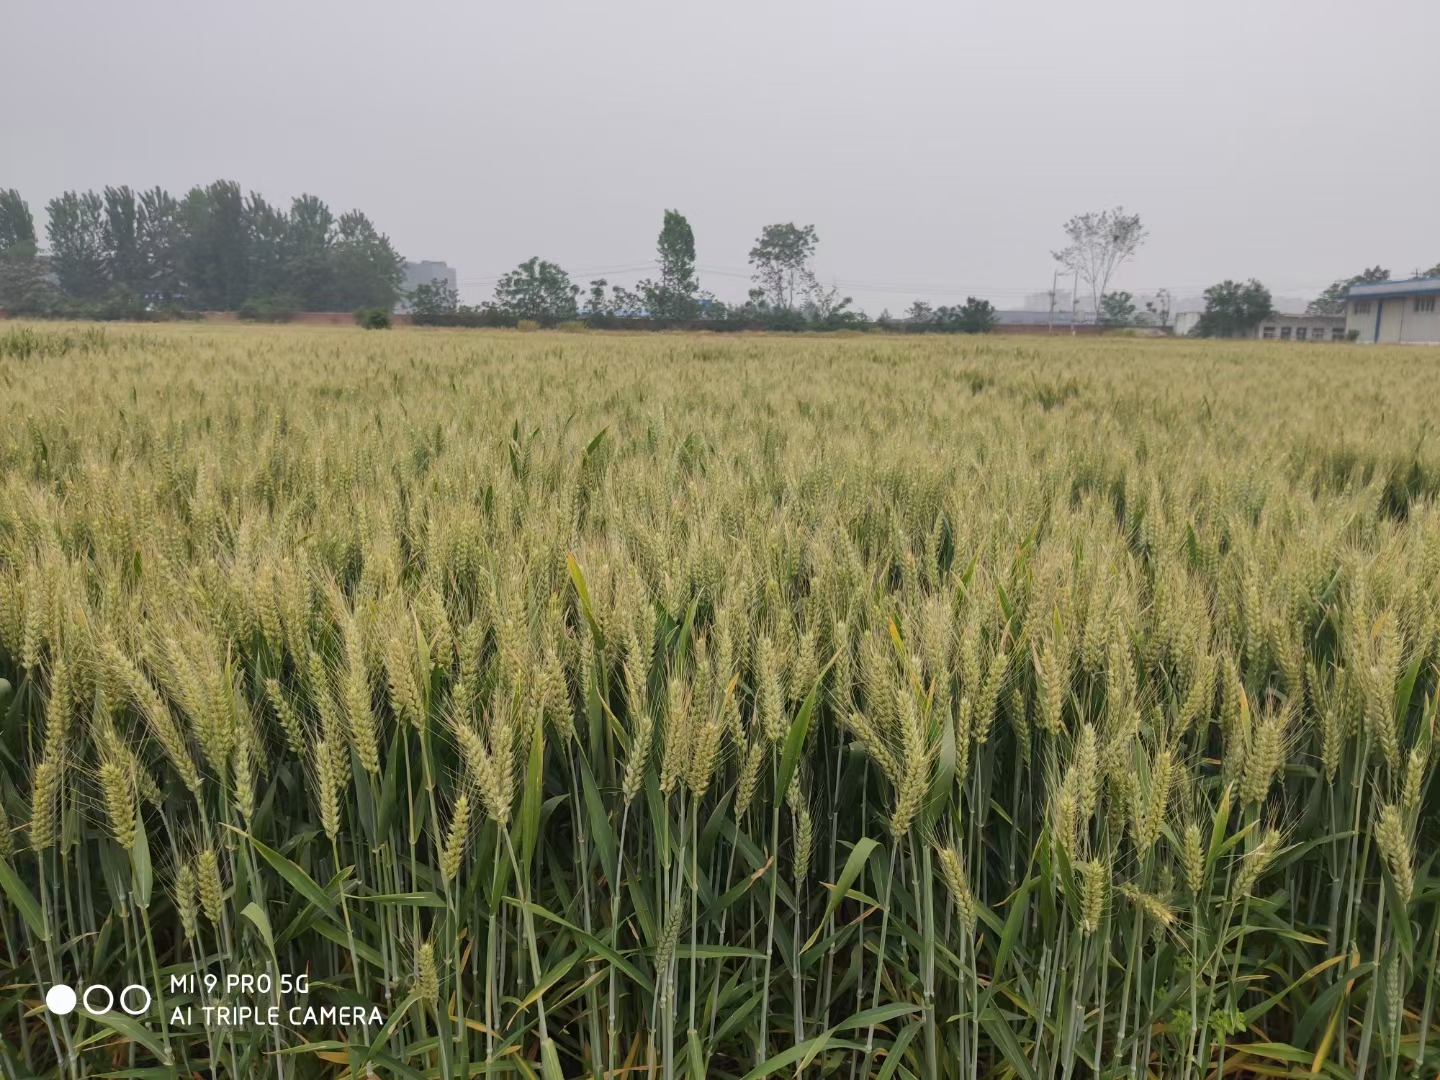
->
[1100,290,1138,326]
[492,258,579,320]
[1308,266,1388,315]
[906,300,934,325]
[584,278,646,321]
[639,210,699,318]
[1053,207,1147,320]
[46,191,110,300]
[19,180,407,314]
[694,291,726,321]
[287,194,334,254]
[0,188,48,313]
[1193,279,1273,338]
[180,181,250,310]
[0,255,55,314]
[749,223,818,310]
[743,287,771,314]
[102,186,144,297]
[137,188,184,304]
[283,193,335,309]
[802,280,855,325]
[1423,262,1439,278]
[936,297,997,334]
[244,193,291,300]
[328,210,404,311]
[354,306,391,329]
[958,297,997,333]
[584,278,613,318]
[409,277,460,316]
[609,283,645,317]
[0,189,37,256]
[237,294,301,322]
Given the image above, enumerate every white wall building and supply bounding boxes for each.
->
[1173,311,1203,337]
[1255,313,1347,342]
[1346,277,1440,344]
[1171,310,1346,340]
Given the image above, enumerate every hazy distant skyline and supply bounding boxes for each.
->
[6,0,1437,314]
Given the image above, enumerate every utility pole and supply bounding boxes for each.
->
[1070,268,1079,335]
[1047,268,1060,333]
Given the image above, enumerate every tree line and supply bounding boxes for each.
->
[10,181,1427,334]
[410,211,1000,333]
[0,183,404,319]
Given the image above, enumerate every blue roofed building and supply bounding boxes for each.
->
[1345,277,1440,344]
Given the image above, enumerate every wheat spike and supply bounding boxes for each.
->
[1375,803,1414,906]
[196,848,224,926]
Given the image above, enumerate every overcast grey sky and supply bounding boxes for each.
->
[5,0,1437,313]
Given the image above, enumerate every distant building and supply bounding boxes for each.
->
[1255,313,1347,342]
[994,308,1094,328]
[398,260,458,311]
[1161,311,1345,339]
[1022,290,1073,313]
[1172,311,1203,337]
[1345,277,1440,344]
[1021,289,1094,316]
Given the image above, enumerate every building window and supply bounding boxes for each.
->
[1296,327,1308,340]
[1262,326,1275,339]
[1332,328,1346,341]
[1354,300,1372,315]
[1280,326,1292,340]
[1415,296,1437,313]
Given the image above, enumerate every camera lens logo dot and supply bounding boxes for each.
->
[46,985,77,1016]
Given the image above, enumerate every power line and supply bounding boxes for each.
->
[697,262,1120,298]
[459,261,659,288]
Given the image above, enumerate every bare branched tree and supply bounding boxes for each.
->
[749,223,818,310]
[1052,207,1147,321]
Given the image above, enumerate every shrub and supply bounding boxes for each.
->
[516,318,540,332]
[355,306,392,329]
[412,308,518,329]
[91,286,151,321]
[239,294,301,323]
[932,297,997,334]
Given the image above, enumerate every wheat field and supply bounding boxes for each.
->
[0,322,1437,1080]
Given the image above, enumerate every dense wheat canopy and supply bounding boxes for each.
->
[1,322,1437,1080]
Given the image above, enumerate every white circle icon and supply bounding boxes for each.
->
[119,985,152,1015]
[45,985,77,1016]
